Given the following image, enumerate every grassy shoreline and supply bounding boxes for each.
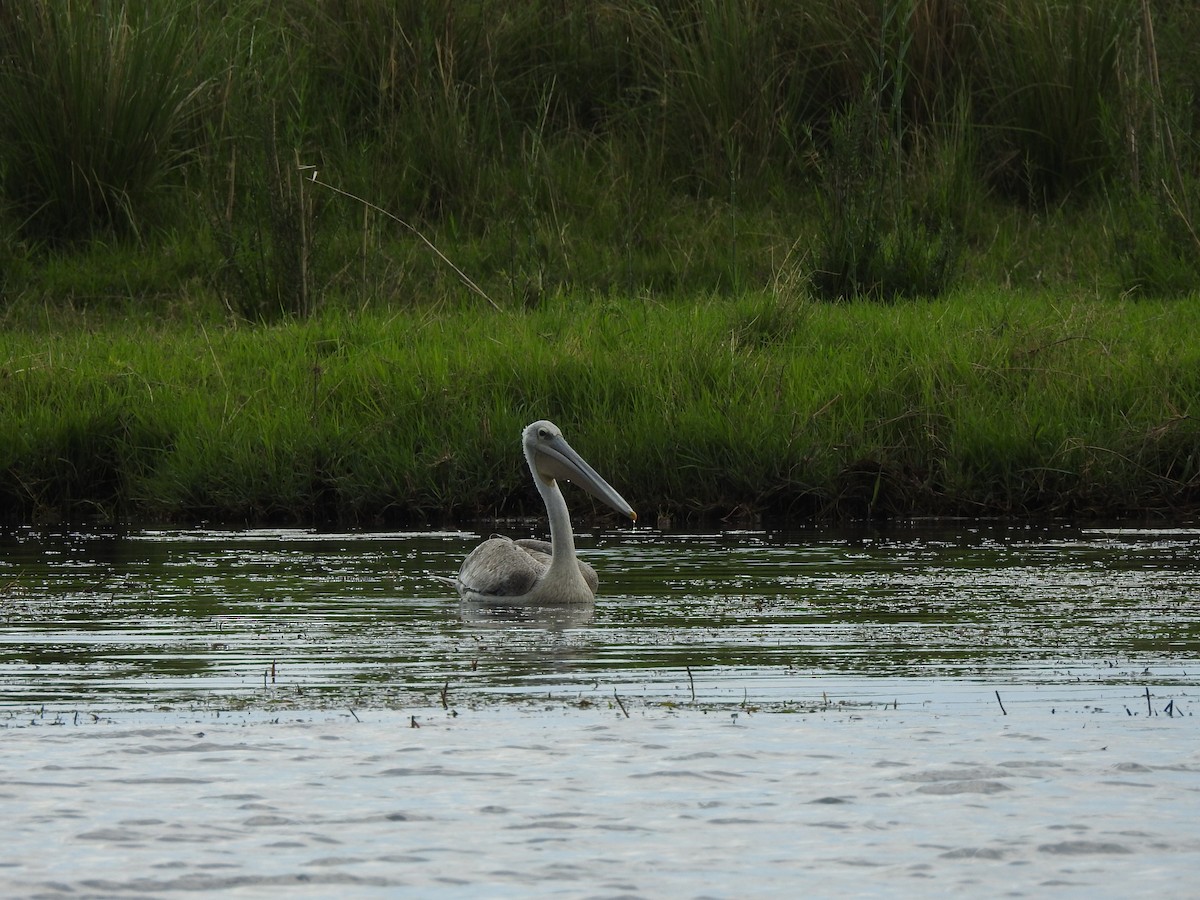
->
[2,289,1197,526]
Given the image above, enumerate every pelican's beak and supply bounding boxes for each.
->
[535,435,637,522]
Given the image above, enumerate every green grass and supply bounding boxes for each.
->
[2,1,1198,525]
[972,0,1134,200]
[1,291,1197,524]
[2,0,1197,300]
[0,0,211,240]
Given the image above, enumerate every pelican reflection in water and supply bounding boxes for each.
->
[455,420,636,604]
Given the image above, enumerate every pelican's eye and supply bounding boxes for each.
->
[538,427,551,440]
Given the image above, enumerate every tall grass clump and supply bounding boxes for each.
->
[200,11,325,320]
[973,0,1134,202]
[293,0,506,222]
[1112,165,1200,298]
[1110,0,1200,297]
[809,1,962,301]
[811,100,961,301]
[634,0,794,191]
[208,113,323,320]
[0,0,211,241]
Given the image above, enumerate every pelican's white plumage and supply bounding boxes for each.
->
[455,420,636,604]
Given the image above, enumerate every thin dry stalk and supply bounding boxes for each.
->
[302,165,501,311]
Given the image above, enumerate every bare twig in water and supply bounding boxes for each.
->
[348,708,360,722]
[1145,686,1153,716]
[440,680,450,710]
[299,165,501,311]
[410,715,421,728]
[686,665,696,702]
[613,689,629,718]
[994,690,1007,715]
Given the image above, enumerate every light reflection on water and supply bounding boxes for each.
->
[2,524,1199,898]
[1,523,1197,713]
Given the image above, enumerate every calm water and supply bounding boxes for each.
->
[2,524,1198,897]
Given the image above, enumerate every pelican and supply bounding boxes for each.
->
[455,420,636,604]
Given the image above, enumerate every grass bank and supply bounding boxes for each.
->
[1,290,1197,525]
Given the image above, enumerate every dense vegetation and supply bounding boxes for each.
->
[0,1,1198,524]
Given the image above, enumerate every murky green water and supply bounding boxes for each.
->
[2,524,1198,898]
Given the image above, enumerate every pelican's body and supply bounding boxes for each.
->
[456,421,636,604]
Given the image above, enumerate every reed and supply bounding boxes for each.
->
[1108,0,1200,296]
[971,0,1134,201]
[3,1,1196,304]
[208,118,322,321]
[636,0,792,189]
[0,0,211,239]
[809,90,960,302]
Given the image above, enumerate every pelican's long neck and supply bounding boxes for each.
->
[535,474,579,578]
[523,436,587,597]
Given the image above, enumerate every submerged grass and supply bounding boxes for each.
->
[1,291,1197,525]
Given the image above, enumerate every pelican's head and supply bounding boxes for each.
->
[522,420,637,522]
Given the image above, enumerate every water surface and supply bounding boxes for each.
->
[2,523,1195,713]
[1,524,1197,898]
